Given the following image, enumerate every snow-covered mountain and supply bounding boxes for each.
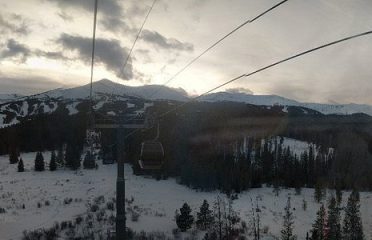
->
[1,79,372,128]
[25,79,189,102]
[201,91,372,116]
[0,93,23,104]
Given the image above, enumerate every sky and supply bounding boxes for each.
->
[0,0,372,104]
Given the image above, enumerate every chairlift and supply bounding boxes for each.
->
[138,122,164,170]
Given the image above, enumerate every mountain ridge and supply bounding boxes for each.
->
[4,79,372,116]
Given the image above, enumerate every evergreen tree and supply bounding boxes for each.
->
[176,202,194,232]
[281,197,296,240]
[225,197,240,239]
[17,158,24,172]
[56,145,64,168]
[49,151,57,171]
[34,152,45,171]
[314,181,325,203]
[311,204,326,240]
[9,148,18,164]
[336,187,343,206]
[196,200,214,230]
[327,196,341,240]
[83,151,96,169]
[65,143,81,170]
[343,190,364,240]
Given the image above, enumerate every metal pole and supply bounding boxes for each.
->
[116,128,126,239]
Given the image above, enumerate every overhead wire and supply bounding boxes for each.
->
[121,0,290,125]
[89,0,99,127]
[146,0,289,99]
[118,0,158,79]
[123,30,372,138]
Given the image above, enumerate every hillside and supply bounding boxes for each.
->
[0,152,371,240]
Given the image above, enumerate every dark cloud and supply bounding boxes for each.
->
[46,0,122,17]
[141,29,194,51]
[100,16,133,35]
[56,34,133,80]
[46,0,126,34]
[0,39,70,63]
[0,14,29,36]
[0,39,31,62]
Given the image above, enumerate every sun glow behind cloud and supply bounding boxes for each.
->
[0,0,372,104]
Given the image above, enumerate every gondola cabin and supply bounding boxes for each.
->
[139,141,164,170]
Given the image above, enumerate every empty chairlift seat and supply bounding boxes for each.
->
[139,141,164,170]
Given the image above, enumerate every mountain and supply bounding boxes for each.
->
[25,79,189,102]
[1,79,372,129]
[200,91,372,116]
[0,94,23,104]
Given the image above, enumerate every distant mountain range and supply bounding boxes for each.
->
[0,79,372,128]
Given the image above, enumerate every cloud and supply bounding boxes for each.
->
[46,0,125,34]
[0,72,64,95]
[0,39,31,62]
[46,0,122,17]
[56,33,133,80]
[226,87,254,95]
[57,11,74,22]
[141,29,194,51]
[100,16,133,35]
[0,14,30,36]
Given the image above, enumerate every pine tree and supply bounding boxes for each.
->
[83,151,96,169]
[176,202,194,232]
[281,197,296,240]
[196,200,214,230]
[9,148,18,164]
[225,196,240,239]
[343,190,364,240]
[311,204,326,240]
[336,187,343,206]
[56,145,64,168]
[314,181,325,203]
[65,143,81,170]
[34,152,45,171]
[17,158,24,172]
[327,196,341,240]
[49,151,57,171]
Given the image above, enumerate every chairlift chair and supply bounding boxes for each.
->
[138,121,164,170]
[138,140,164,170]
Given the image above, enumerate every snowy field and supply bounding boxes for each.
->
[0,152,371,239]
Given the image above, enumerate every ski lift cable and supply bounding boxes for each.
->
[145,0,289,100]
[122,0,290,125]
[110,0,158,99]
[123,30,372,138]
[89,0,99,127]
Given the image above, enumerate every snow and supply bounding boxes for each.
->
[19,101,29,117]
[0,94,23,104]
[127,103,135,108]
[0,153,371,239]
[66,102,79,115]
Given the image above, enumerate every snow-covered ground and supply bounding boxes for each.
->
[0,153,371,239]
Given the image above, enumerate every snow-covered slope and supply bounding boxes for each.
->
[0,153,371,239]
[201,92,372,116]
[3,79,372,117]
[0,94,23,104]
